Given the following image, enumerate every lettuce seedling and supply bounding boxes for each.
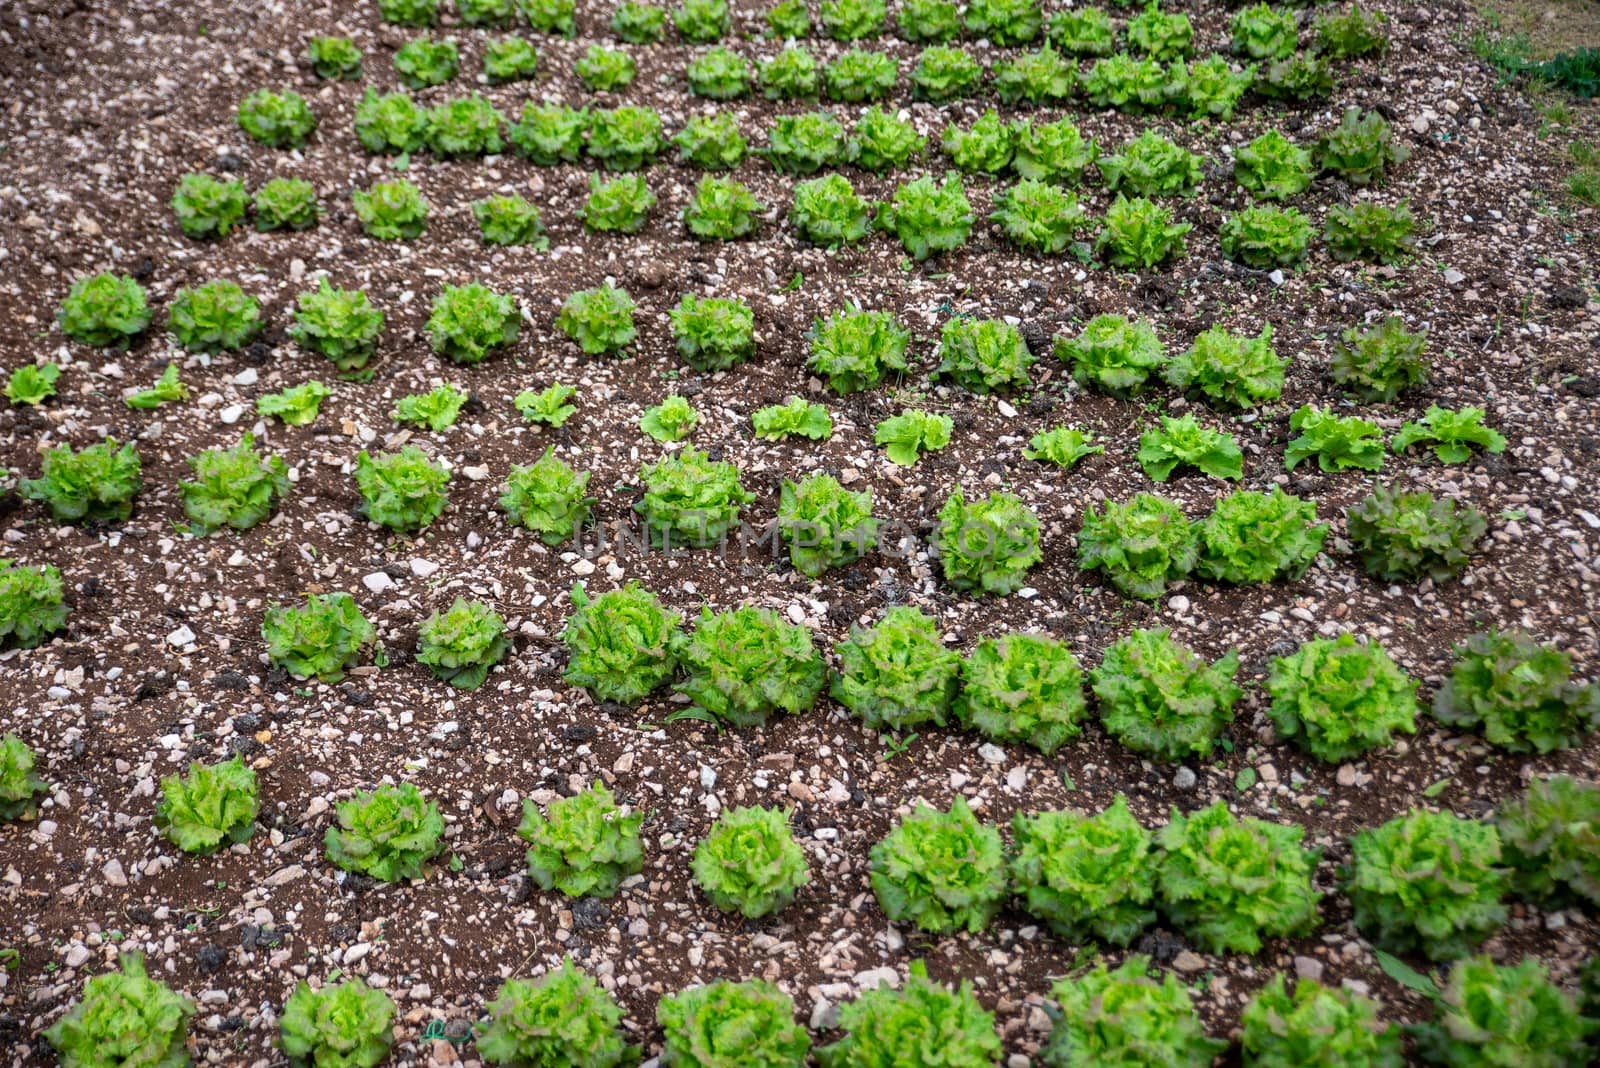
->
[1315,3,1389,57]
[586,105,664,170]
[280,978,396,1068]
[1392,405,1506,463]
[483,36,540,81]
[393,38,460,88]
[639,395,699,442]
[958,632,1084,753]
[325,782,444,882]
[1414,956,1594,1068]
[426,94,504,156]
[307,35,363,79]
[685,175,764,240]
[262,592,376,682]
[479,959,634,1068]
[523,0,576,35]
[578,44,637,92]
[354,89,429,154]
[562,582,682,701]
[1331,316,1427,401]
[851,106,925,171]
[758,46,820,98]
[1231,2,1297,59]
[658,980,808,1068]
[380,0,438,25]
[832,606,959,730]
[1257,53,1334,101]
[936,489,1041,595]
[941,110,1013,174]
[418,598,509,689]
[991,179,1089,255]
[59,272,150,349]
[1267,633,1418,762]
[825,48,897,101]
[636,448,752,546]
[181,433,290,533]
[963,0,1040,43]
[394,383,468,431]
[507,101,587,164]
[1284,405,1385,472]
[1077,493,1197,599]
[257,381,331,426]
[519,782,644,897]
[427,282,518,364]
[1129,3,1192,59]
[1097,194,1192,268]
[168,279,261,352]
[1240,976,1402,1068]
[354,446,450,532]
[124,364,187,410]
[686,46,750,98]
[474,194,547,247]
[1092,628,1240,759]
[1041,956,1224,1067]
[1165,323,1284,408]
[753,398,832,441]
[155,755,259,854]
[6,362,60,406]
[0,560,67,650]
[1433,630,1600,753]
[670,294,755,370]
[1496,775,1600,908]
[897,0,957,40]
[237,88,317,147]
[1345,484,1486,583]
[1025,426,1102,469]
[807,309,910,393]
[1196,488,1326,583]
[613,0,667,42]
[458,0,513,21]
[352,178,429,240]
[819,960,997,1068]
[501,447,592,544]
[1010,795,1155,944]
[673,0,729,41]
[514,384,578,428]
[21,439,142,524]
[878,175,973,259]
[821,0,886,38]
[935,317,1034,393]
[582,173,656,234]
[778,474,877,576]
[1056,313,1165,396]
[870,796,1005,933]
[1082,53,1175,110]
[672,112,747,169]
[1011,116,1097,183]
[1221,204,1314,268]
[0,733,48,819]
[171,173,248,239]
[1346,808,1507,960]
[1319,108,1408,185]
[1182,54,1255,119]
[875,410,953,466]
[44,955,194,1068]
[791,173,873,246]
[994,45,1075,104]
[558,284,637,355]
[911,44,983,101]
[1157,800,1321,954]
[1137,413,1244,481]
[1046,5,1114,53]
[1325,200,1416,263]
[676,606,825,727]
[763,111,850,174]
[1235,130,1314,200]
[692,805,811,917]
[1099,130,1202,197]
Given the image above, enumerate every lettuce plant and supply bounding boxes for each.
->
[578,45,636,92]
[394,383,468,431]
[1082,53,1174,110]
[758,45,819,98]
[807,308,910,393]
[417,598,509,689]
[692,805,811,917]
[1221,204,1314,269]
[1345,485,1487,583]
[763,111,850,174]
[1077,493,1197,599]
[1011,116,1097,183]
[1414,956,1594,1068]
[778,474,876,576]
[673,0,729,41]
[307,35,362,79]
[1040,957,1224,1068]
[1315,4,1389,57]
[478,959,633,1068]
[1056,313,1166,396]
[818,960,998,1068]
[21,439,142,524]
[155,755,258,855]
[352,178,428,239]
[792,173,873,246]
[687,46,751,98]
[586,105,664,170]
[237,87,317,147]
[354,89,428,154]
[1239,975,1402,1068]
[1331,316,1427,402]
[831,605,960,730]
[821,0,886,39]
[963,0,1040,43]
[685,176,764,239]
[562,582,682,702]
[325,781,444,882]
[393,38,459,88]
[941,110,1013,174]
[995,45,1075,104]
[1496,775,1600,908]
[672,112,747,169]
[427,282,518,364]
[171,173,247,239]
[426,94,504,156]
[483,36,540,81]
[523,0,576,35]
[1325,201,1415,262]
[519,782,644,898]
[991,180,1088,255]
[507,101,587,164]
[1392,406,1507,463]
[354,446,449,532]
[824,48,897,101]
[280,979,395,1068]
[1257,54,1334,101]
[380,0,437,24]
[1157,800,1321,954]
[658,980,808,1068]
[1197,488,1326,583]
[0,733,48,819]
[44,955,194,1068]
[613,0,666,42]
[1128,2,1192,59]
[1231,2,1298,59]
[263,592,375,683]
[875,410,953,466]
[1097,194,1192,268]
[582,173,656,234]
[168,279,261,352]
[958,633,1085,754]
[1137,413,1244,481]
[124,363,187,410]
[898,0,958,41]
[5,362,59,405]
[515,384,578,428]
[1284,405,1385,472]
[1099,131,1202,197]
[1432,630,1599,753]
[935,317,1034,393]
[475,194,546,247]
[0,560,67,650]
[878,175,973,260]
[180,433,289,534]
[1182,54,1255,119]
[1025,426,1102,468]
[58,272,150,348]
[670,294,755,370]
[870,796,1006,934]
[636,448,753,547]
[501,447,592,545]
[753,398,832,441]
[851,106,925,171]
[1047,6,1115,55]
[1165,323,1284,408]
[558,283,637,354]
[640,395,700,442]
[1266,634,1418,762]
[1092,628,1241,760]
[676,606,825,727]
[1010,794,1154,944]
[257,381,330,426]
[1235,130,1314,200]
[935,489,1041,595]
[911,44,982,101]
[1319,108,1409,185]
[1346,807,1507,960]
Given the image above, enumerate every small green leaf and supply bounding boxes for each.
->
[1422,776,1452,798]
[1235,767,1258,792]
[1374,949,1438,996]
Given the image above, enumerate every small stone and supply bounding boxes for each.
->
[166,625,196,648]
[102,859,127,887]
[266,864,306,887]
[64,945,91,968]
[572,559,596,576]
[1336,764,1357,787]
[977,743,1006,765]
[786,604,806,625]
[854,966,899,990]
[1443,268,1466,285]
[232,368,258,386]
[218,404,246,425]
[1168,594,1190,615]
[410,558,440,578]
[1173,767,1197,790]
[613,752,635,774]
[344,942,372,965]
[362,572,396,595]
[1172,950,1206,973]
[698,765,717,790]
[1295,955,1325,982]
